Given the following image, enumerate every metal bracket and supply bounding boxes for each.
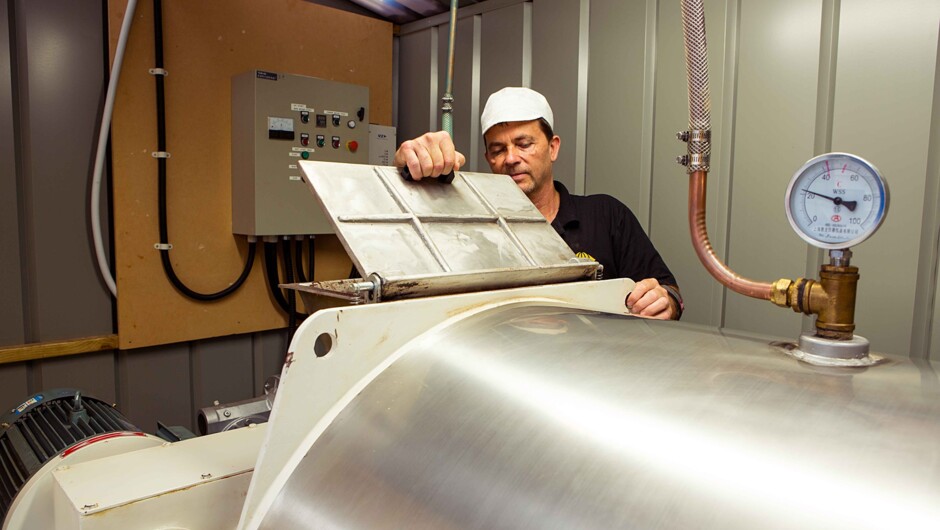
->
[154,243,173,250]
[151,151,171,159]
[149,68,168,77]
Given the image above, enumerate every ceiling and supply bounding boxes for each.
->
[317,0,484,25]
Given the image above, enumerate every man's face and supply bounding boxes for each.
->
[484,120,560,197]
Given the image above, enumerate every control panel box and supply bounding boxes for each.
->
[368,124,396,166]
[232,70,369,236]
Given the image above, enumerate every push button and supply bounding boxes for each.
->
[331,136,340,149]
[301,151,310,160]
[300,110,310,124]
[300,133,310,146]
[331,114,341,127]
[347,140,359,153]
[316,134,325,148]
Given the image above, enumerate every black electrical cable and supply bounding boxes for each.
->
[282,238,298,343]
[307,236,315,282]
[263,241,291,312]
[152,0,254,301]
[294,238,307,283]
[262,241,305,319]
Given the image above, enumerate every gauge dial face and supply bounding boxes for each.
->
[785,153,888,249]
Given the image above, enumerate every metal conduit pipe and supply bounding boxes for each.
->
[679,0,773,301]
[441,0,458,137]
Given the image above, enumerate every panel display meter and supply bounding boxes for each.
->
[785,153,889,249]
[232,70,370,236]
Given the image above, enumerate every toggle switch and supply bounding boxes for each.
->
[300,133,310,146]
[331,136,340,149]
[316,134,325,148]
[357,107,365,122]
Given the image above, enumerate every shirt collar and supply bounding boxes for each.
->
[551,180,579,234]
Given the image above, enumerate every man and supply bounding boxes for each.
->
[394,87,682,320]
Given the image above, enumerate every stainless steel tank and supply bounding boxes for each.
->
[261,305,940,529]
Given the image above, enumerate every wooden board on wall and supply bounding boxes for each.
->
[108,0,392,349]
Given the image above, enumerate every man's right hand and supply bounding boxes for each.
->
[393,131,466,181]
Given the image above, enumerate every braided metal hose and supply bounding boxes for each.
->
[680,0,772,300]
[679,0,711,172]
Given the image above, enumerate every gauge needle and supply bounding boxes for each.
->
[802,189,857,212]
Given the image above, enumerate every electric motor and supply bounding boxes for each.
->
[0,388,139,523]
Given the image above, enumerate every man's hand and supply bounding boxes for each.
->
[393,131,467,181]
[626,278,677,320]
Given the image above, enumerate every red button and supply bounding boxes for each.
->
[347,140,359,153]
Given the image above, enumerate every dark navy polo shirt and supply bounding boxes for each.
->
[550,181,678,289]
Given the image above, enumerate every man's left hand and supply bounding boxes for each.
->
[626,278,677,320]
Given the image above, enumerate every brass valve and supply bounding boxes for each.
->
[770,265,860,341]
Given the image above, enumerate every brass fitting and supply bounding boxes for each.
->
[770,278,792,307]
[813,265,859,340]
[769,265,859,341]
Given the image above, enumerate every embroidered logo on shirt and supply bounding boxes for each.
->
[575,251,596,261]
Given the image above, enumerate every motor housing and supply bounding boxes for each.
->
[0,388,139,524]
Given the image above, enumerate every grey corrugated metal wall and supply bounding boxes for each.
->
[2,0,940,435]
[0,0,287,434]
[397,0,940,359]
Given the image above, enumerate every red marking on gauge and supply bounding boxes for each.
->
[841,164,847,173]
[831,215,841,222]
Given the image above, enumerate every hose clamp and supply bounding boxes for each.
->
[676,129,710,143]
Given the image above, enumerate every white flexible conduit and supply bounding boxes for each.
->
[91,0,138,298]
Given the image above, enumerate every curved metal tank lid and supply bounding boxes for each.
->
[262,305,940,530]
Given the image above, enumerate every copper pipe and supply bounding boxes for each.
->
[689,170,773,300]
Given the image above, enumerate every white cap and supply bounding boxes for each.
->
[480,87,554,136]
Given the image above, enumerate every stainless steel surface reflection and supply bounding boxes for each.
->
[262,306,940,529]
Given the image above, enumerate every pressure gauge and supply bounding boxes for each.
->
[785,153,888,249]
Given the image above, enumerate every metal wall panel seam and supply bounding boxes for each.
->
[715,0,741,330]
[0,0,26,347]
[804,0,840,334]
[639,0,658,232]
[9,1,36,343]
[469,15,482,170]
[189,341,199,430]
[573,0,589,196]
[911,27,940,360]
[252,332,263,396]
